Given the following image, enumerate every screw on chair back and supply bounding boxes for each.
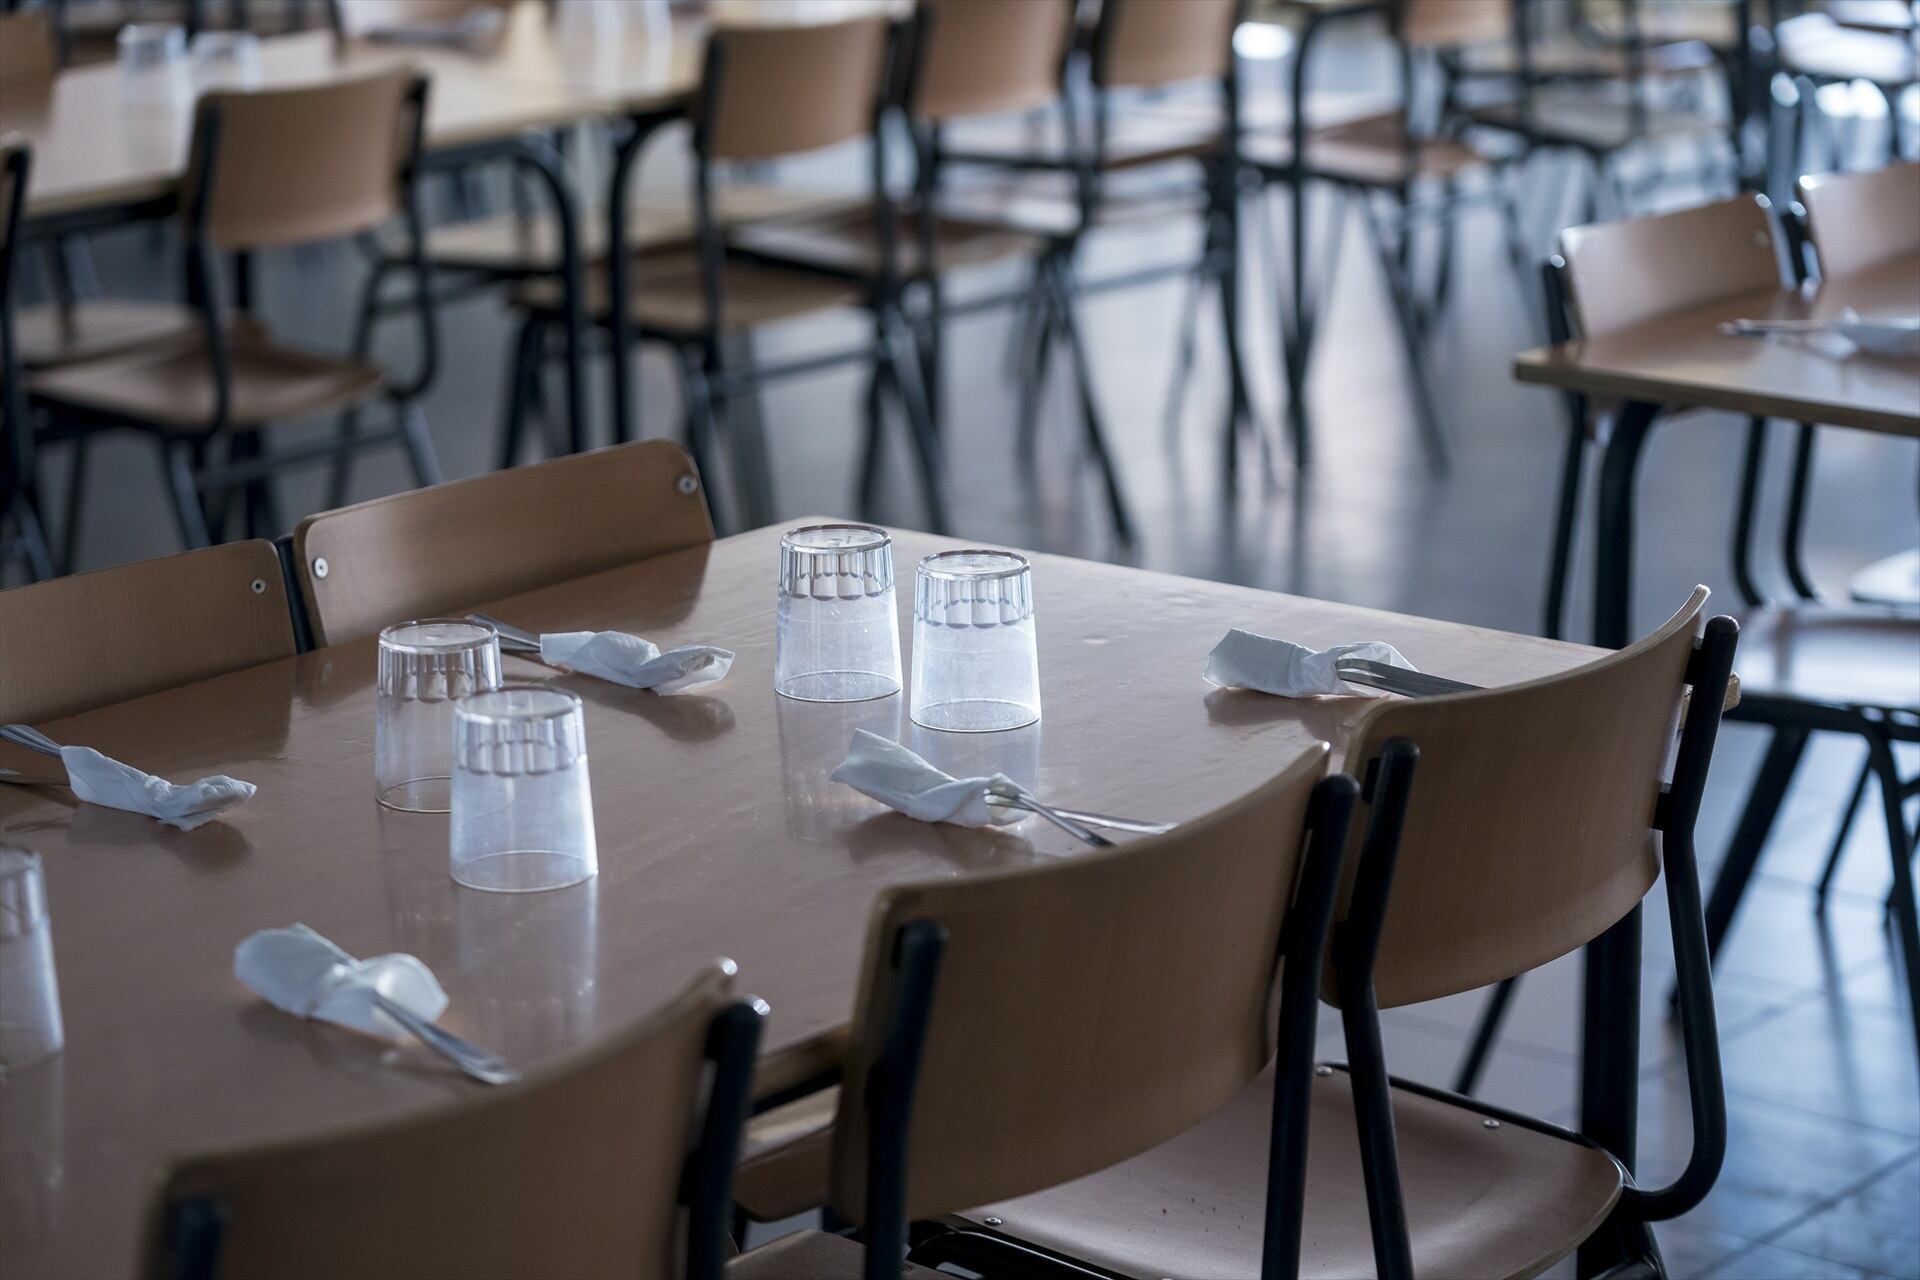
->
[292,440,715,646]
[185,67,422,253]
[0,542,295,724]
[1093,0,1242,90]
[1559,193,1785,337]
[1397,0,1510,48]
[697,14,895,163]
[1334,587,1713,1008]
[1798,160,1920,278]
[0,10,58,94]
[909,0,1077,123]
[827,745,1356,1273]
[140,963,762,1280]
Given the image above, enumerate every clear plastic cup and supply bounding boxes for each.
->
[0,846,63,1074]
[450,686,597,893]
[117,22,191,107]
[376,620,503,813]
[911,550,1041,733]
[775,523,902,703]
[190,30,262,91]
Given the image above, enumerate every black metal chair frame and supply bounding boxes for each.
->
[156,990,767,1280]
[1,144,56,582]
[28,78,443,552]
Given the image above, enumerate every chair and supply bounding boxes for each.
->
[1774,10,1919,177]
[0,540,294,725]
[1244,0,1530,472]
[512,15,945,535]
[291,439,713,646]
[27,68,441,553]
[141,962,764,1280]
[731,745,1359,1279]
[938,590,1738,1280]
[1,139,53,583]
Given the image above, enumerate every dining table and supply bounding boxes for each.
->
[0,520,1614,1279]
[1514,250,1920,649]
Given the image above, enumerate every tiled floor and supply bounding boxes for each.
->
[16,87,1919,1280]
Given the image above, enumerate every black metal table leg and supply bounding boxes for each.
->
[1593,400,1660,649]
[608,109,681,447]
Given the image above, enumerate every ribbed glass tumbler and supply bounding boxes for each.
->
[775,523,903,703]
[0,846,62,1074]
[911,550,1040,733]
[450,686,597,893]
[376,619,504,813]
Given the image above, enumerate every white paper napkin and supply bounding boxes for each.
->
[539,630,734,694]
[58,745,255,831]
[830,730,1022,828]
[234,924,449,1040]
[1204,630,1417,697]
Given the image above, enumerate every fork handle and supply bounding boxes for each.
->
[373,994,521,1086]
[0,724,64,758]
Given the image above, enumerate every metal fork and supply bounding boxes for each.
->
[466,613,542,655]
[372,993,521,1086]
[983,789,1174,837]
[982,782,1124,848]
[0,724,64,757]
[1333,660,1481,699]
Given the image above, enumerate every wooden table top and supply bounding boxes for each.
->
[0,523,1602,1279]
[1514,253,1920,437]
[0,4,696,222]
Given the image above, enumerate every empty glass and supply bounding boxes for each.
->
[775,524,902,703]
[450,686,597,893]
[190,30,262,91]
[911,550,1041,733]
[0,846,63,1074]
[117,22,190,107]
[376,620,503,813]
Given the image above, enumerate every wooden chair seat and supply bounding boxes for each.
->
[728,205,1050,278]
[1468,93,1717,151]
[734,1087,837,1222]
[727,1228,944,1278]
[1583,3,1741,54]
[15,300,199,369]
[28,321,385,430]
[1777,17,1919,86]
[1850,548,1920,610]
[943,107,1228,174]
[1455,35,1718,80]
[950,1065,1623,1280]
[1729,604,1920,710]
[1242,112,1494,186]
[515,249,865,336]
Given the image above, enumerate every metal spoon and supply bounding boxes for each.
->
[372,993,520,1086]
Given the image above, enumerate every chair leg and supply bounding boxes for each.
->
[1014,258,1060,468]
[1542,401,1588,640]
[858,362,889,521]
[398,403,443,487]
[1863,722,1920,1057]
[1783,422,1821,600]
[59,432,92,574]
[327,261,390,509]
[160,439,213,550]
[1814,757,1875,905]
[1357,193,1449,474]
[497,313,542,471]
[11,499,55,581]
[879,308,951,537]
[1703,727,1811,961]
[1732,415,1770,608]
[1214,199,1259,490]
[1160,267,1204,447]
[1048,259,1135,546]
[675,344,729,535]
[1452,975,1521,1096]
[1496,172,1542,335]
[921,277,946,438]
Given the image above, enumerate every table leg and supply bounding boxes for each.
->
[608,110,680,447]
[1592,400,1660,649]
[503,135,589,455]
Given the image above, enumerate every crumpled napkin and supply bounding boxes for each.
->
[1204,630,1417,697]
[830,730,1022,828]
[59,745,255,830]
[234,924,449,1040]
[539,630,734,695]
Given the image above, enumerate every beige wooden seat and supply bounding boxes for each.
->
[292,439,713,646]
[0,540,294,724]
[516,249,866,337]
[732,746,1358,1278]
[1727,605,1920,708]
[141,963,764,1280]
[26,68,442,551]
[940,591,1740,1279]
[1241,110,1491,186]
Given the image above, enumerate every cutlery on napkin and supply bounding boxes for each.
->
[0,723,254,830]
[235,924,518,1085]
[831,730,1024,828]
[1204,631,1418,698]
[468,613,733,694]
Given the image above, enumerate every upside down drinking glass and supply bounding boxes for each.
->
[450,686,598,893]
[775,524,903,702]
[911,550,1041,733]
[376,620,504,813]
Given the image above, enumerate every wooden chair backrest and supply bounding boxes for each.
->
[1331,588,1710,1008]
[1799,161,1920,279]
[830,744,1332,1221]
[0,10,58,95]
[1095,0,1241,90]
[1560,195,1783,336]
[0,541,295,724]
[911,0,1076,123]
[293,440,714,646]
[140,964,734,1280]
[188,68,417,252]
[701,14,893,161]
[1399,0,1510,48]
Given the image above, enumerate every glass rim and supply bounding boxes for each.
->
[453,683,584,726]
[119,20,186,42]
[379,618,498,655]
[780,522,891,555]
[917,549,1030,581]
